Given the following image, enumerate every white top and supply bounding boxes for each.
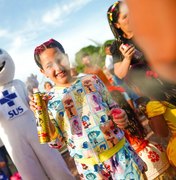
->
[105,55,114,70]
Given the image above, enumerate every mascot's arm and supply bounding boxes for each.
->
[13,79,30,103]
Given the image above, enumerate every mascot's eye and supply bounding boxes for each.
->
[0,49,2,54]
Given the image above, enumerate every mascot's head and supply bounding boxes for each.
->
[0,49,15,86]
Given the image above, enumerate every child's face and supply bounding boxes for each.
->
[82,55,91,66]
[105,46,111,55]
[39,48,71,86]
[114,3,131,33]
[45,83,52,91]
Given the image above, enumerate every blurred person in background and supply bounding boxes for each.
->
[126,63,176,171]
[82,53,112,86]
[110,0,176,106]
[107,1,147,79]
[108,88,176,179]
[107,1,146,106]
[44,81,53,93]
[104,44,123,86]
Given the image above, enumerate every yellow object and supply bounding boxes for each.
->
[146,101,166,118]
[50,128,58,140]
[33,90,50,144]
[75,137,125,165]
[146,101,176,167]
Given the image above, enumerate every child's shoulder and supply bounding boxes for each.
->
[146,100,167,118]
[79,74,99,81]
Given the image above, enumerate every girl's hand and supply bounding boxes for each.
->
[119,44,135,60]
[109,108,128,129]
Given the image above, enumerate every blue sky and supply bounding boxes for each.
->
[0,0,116,84]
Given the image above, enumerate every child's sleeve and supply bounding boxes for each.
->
[93,75,119,109]
[47,110,65,149]
[146,101,166,118]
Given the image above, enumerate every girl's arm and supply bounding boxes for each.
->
[146,101,169,137]
[114,44,135,79]
[148,115,169,137]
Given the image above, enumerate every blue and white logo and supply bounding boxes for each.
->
[0,90,17,107]
[0,87,28,120]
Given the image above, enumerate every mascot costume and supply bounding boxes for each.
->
[25,73,39,95]
[0,49,74,180]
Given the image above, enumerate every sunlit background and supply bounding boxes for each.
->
[0,0,115,85]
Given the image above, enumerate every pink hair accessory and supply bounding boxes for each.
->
[146,70,158,78]
[34,39,55,55]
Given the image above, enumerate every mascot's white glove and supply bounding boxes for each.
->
[25,74,39,95]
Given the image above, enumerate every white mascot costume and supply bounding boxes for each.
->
[0,49,74,180]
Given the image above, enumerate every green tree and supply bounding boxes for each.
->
[75,39,114,73]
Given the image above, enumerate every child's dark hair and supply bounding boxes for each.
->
[34,38,65,69]
[104,44,112,48]
[110,90,146,138]
[126,63,176,105]
[107,1,126,43]
[81,53,90,59]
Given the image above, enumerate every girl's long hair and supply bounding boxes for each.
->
[107,1,127,43]
[109,89,146,138]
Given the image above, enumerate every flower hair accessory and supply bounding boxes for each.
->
[108,2,119,22]
[34,38,65,55]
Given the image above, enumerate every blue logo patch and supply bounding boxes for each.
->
[0,90,17,107]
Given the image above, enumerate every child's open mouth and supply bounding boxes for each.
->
[56,70,66,78]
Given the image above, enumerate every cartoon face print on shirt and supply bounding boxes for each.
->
[100,121,119,148]
[87,126,105,148]
[82,78,95,94]
[85,171,104,180]
[79,107,96,128]
[82,115,91,129]
[56,110,69,132]
[70,116,83,137]
[87,93,103,113]
[100,115,108,124]
[72,88,86,108]
[92,75,105,89]
[92,111,109,126]
[85,172,96,180]
[94,141,108,154]
[73,137,93,159]
[62,95,77,119]
[48,100,61,111]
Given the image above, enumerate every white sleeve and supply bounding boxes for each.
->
[105,55,114,70]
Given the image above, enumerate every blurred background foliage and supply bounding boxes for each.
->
[75,39,114,72]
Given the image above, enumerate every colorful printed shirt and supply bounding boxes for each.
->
[48,75,123,160]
